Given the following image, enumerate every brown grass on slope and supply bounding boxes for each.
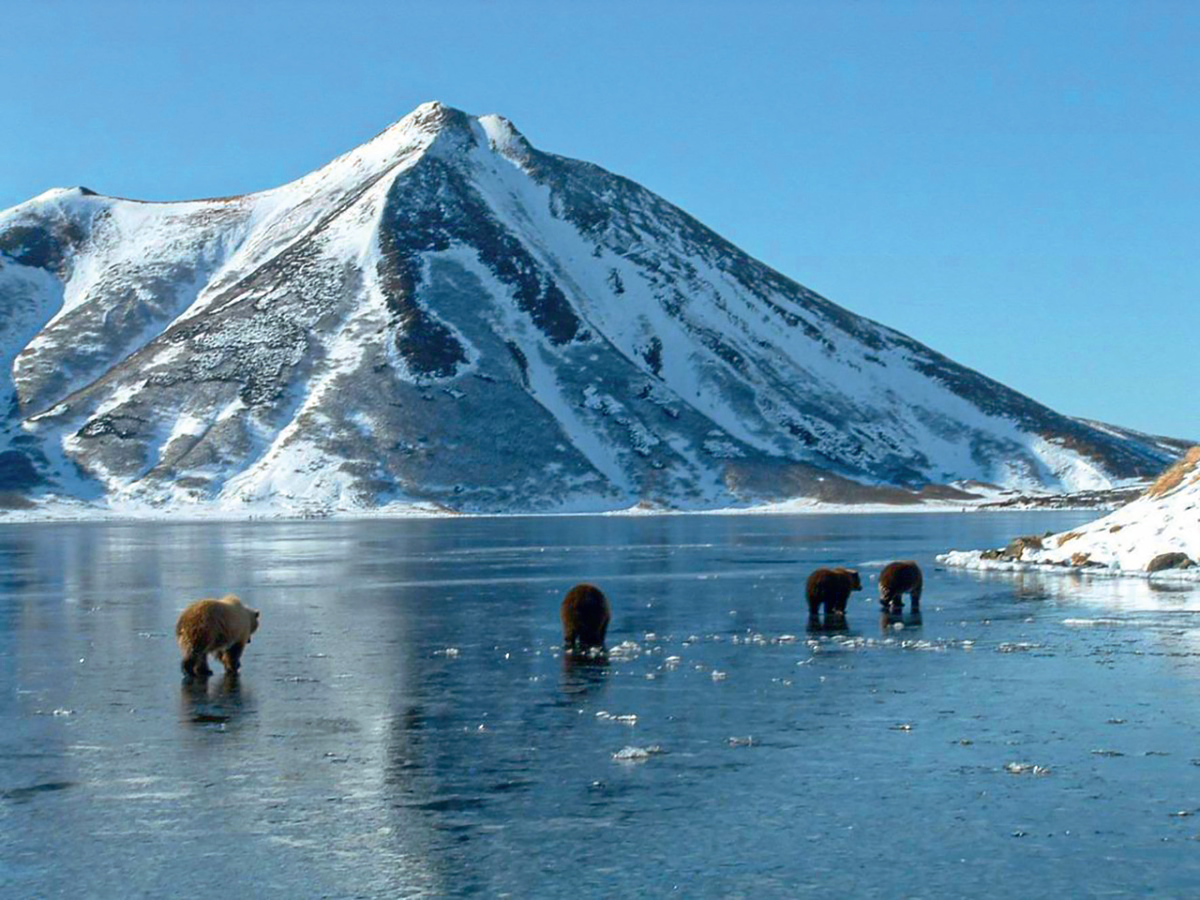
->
[1146,446,1200,499]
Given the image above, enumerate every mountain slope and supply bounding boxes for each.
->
[0,102,1184,516]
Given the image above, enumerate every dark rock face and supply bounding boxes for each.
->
[0,103,1186,514]
[378,155,581,374]
[0,221,86,274]
[0,450,40,490]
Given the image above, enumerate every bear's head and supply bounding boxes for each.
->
[834,568,862,591]
[219,594,261,643]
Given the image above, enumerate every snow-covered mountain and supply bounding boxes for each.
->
[0,102,1187,516]
[940,446,1200,575]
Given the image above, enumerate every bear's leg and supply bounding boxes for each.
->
[194,652,213,678]
[909,585,921,613]
[220,642,244,674]
[807,597,822,628]
[828,593,847,620]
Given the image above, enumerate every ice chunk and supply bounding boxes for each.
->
[612,745,663,762]
[1004,762,1051,776]
[596,711,638,725]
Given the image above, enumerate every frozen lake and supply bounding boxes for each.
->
[4,512,1200,897]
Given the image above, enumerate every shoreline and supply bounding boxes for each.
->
[0,498,1120,526]
[936,550,1200,583]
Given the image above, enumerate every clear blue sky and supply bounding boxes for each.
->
[2,0,1196,439]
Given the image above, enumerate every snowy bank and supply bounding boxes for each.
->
[938,447,1200,580]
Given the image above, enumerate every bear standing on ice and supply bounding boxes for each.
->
[561,583,611,651]
[176,594,260,677]
[879,561,923,614]
[805,568,862,626]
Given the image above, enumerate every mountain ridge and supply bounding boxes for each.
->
[0,102,1185,517]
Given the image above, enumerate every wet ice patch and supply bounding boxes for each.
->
[997,642,1041,653]
[1063,618,1127,627]
[1,781,76,803]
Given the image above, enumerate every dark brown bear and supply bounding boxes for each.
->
[561,583,611,650]
[805,568,862,623]
[879,561,923,613]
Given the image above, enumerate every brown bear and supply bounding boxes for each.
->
[561,583,611,651]
[176,594,260,678]
[805,568,862,624]
[879,561,923,613]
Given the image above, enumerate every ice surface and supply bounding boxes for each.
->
[3,511,1200,896]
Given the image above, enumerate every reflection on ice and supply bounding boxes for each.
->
[961,567,1200,612]
[2,511,1200,896]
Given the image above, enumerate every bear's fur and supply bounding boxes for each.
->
[561,583,611,650]
[176,594,260,678]
[805,568,862,623]
[879,561,923,613]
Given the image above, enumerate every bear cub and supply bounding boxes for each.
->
[561,583,611,651]
[879,561,923,614]
[805,568,862,626]
[176,594,260,678]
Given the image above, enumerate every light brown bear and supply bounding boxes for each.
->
[561,583,611,651]
[176,594,260,678]
[879,561,923,613]
[805,568,862,624]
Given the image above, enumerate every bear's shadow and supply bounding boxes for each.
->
[180,673,252,727]
[806,617,853,635]
[559,651,610,700]
[879,610,923,633]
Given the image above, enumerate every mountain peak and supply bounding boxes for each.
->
[404,100,474,135]
[374,103,534,163]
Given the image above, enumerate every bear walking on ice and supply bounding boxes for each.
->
[176,594,260,678]
[805,568,862,627]
[879,561,923,614]
[561,583,611,651]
